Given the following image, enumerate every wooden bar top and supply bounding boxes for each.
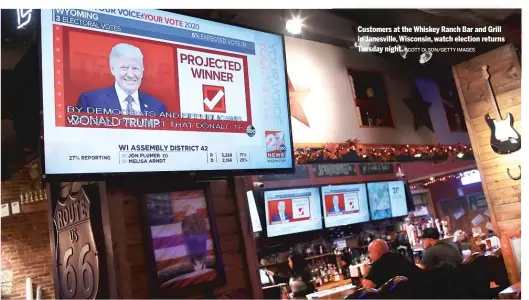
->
[307,282,357,299]
[499,282,521,299]
[317,278,352,291]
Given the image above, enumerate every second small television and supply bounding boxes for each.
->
[264,187,323,238]
[367,180,408,221]
[321,183,370,228]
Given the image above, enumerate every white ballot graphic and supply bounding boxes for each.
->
[292,197,310,219]
[344,193,360,213]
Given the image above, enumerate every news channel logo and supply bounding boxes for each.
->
[265,130,286,159]
[246,125,256,137]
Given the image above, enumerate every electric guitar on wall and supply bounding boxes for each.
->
[481,65,521,154]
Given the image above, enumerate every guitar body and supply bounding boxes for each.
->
[485,112,521,154]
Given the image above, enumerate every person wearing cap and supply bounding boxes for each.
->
[417,228,462,270]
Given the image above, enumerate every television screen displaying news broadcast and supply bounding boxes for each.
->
[264,187,323,238]
[367,180,408,221]
[321,183,370,228]
[40,9,292,175]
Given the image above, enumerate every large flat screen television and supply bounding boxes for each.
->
[39,9,293,178]
[367,180,408,220]
[321,183,370,228]
[264,187,323,238]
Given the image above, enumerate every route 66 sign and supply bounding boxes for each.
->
[53,182,99,299]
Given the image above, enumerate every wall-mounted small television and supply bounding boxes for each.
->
[460,169,481,186]
[39,9,293,179]
[320,183,370,228]
[264,187,323,238]
[367,180,408,221]
[247,190,263,233]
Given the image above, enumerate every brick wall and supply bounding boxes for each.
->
[1,170,55,299]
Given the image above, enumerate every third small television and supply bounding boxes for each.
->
[366,180,408,221]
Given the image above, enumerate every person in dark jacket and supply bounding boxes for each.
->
[266,251,316,298]
[362,239,421,288]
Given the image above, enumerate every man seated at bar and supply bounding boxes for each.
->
[362,239,420,288]
[417,228,462,270]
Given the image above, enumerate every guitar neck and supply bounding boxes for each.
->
[484,73,502,119]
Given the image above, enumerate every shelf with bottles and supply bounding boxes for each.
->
[259,239,335,267]
[316,277,352,291]
[261,252,336,268]
[309,259,345,289]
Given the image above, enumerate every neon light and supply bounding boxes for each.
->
[16,9,33,30]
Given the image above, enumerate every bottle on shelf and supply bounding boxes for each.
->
[366,112,374,126]
[334,265,341,282]
[455,113,463,131]
[311,268,318,287]
[343,264,350,280]
[305,244,313,257]
[322,267,329,284]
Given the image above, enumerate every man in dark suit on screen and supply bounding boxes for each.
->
[328,195,343,214]
[271,201,291,222]
[77,43,167,115]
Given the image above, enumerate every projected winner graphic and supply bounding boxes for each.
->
[40,9,293,175]
[178,48,249,121]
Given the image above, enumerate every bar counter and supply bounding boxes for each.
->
[306,283,356,299]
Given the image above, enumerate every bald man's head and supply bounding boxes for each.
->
[368,239,389,262]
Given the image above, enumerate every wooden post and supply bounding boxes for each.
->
[452,44,521,283]
[230,176,263,299]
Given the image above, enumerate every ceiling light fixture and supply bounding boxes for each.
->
[398,44,408,59]
[286,17,302,35]
[419,51,433,64]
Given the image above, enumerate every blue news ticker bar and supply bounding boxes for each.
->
[53,10,256,55]
[273,192,312,199]
[328,188,359,193]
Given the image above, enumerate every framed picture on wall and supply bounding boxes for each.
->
[346,68,394,128]
[438,78,467,132]
[467,193,487,211]
[141,183,225,297]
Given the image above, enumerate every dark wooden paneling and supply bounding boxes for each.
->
[106,179,255,299]
[453,43,521,284]
[222,252,246,272]
[216,215,241,235]
[219,234,242,253]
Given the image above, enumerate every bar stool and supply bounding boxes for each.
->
[344,288,380,299]
[377,276,412,299]
[462,252,483,264]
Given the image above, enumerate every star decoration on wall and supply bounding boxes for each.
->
[403,93,434,132]
[288,75,311,127]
